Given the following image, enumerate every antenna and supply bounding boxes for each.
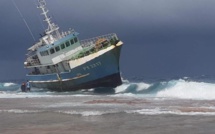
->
[12,0,36,41]
[33,0,46,31]
[37,0,61,38]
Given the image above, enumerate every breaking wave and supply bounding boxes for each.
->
[0,109,43,114]
[0,82,19,92]
[1,78,215,100]
[126,107,215,116]
[115,79,215,100]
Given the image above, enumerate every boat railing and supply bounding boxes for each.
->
[80,33,118,48]
[61,29,75,38]
[51,29,75,42]
[28,29,76,51]
[67,33,119,60]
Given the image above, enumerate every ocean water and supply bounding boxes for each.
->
[1,77,215,133]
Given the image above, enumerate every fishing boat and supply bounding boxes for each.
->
[24,0,123,91]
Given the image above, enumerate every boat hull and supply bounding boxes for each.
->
[27,44,122,91]
[31,73,121,92]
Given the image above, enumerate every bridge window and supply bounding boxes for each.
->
[55,46,60,52]
[66,41,70,47]
[61,43,65,49]
[70,39,74,45]
[50,48,55,54]
[40,50,49,56]
[74,37,78,43]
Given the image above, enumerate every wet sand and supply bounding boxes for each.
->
[1,97,215,134]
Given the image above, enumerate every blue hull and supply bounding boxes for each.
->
[27,45,122,91]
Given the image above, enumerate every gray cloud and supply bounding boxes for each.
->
[1,0,215,80]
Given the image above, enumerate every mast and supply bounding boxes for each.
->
[37,0,61,38]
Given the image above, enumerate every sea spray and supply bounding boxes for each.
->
[156,79,215,100]
[114,79,215,100]
[1,79,215,100]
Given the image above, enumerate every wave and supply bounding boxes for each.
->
[3,83,16,87]
[115,79,215,100]
[0,109,43,114]
[126,107,215,116]
[0,82,16,87]
[0,82,19,92]
[1,78,215,100]
[1,109,215,116]
[57,110,111,116]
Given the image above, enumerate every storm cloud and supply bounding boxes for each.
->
[1,0,215,80]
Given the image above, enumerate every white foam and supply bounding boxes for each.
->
[72,94,94,97]
[3,83,16,87]
[121,77,130,83]
[88,88,95,92]
[0,92,55,98]
[0,109,43,114]
[115,84,130,93]
[127,108,175,115]
[136,83,151,92]
[127,108,215,116]
[0,90,95,98]
[156,80,215,100]
[57,110,109,116]
[115,82,151,93]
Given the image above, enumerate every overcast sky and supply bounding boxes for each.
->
[1,0,215,81]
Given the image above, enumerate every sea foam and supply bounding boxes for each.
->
[156,79,215,100]
[126,107,215,116]
[114,79,215,100]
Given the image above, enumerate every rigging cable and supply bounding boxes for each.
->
[12,0,36,41]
